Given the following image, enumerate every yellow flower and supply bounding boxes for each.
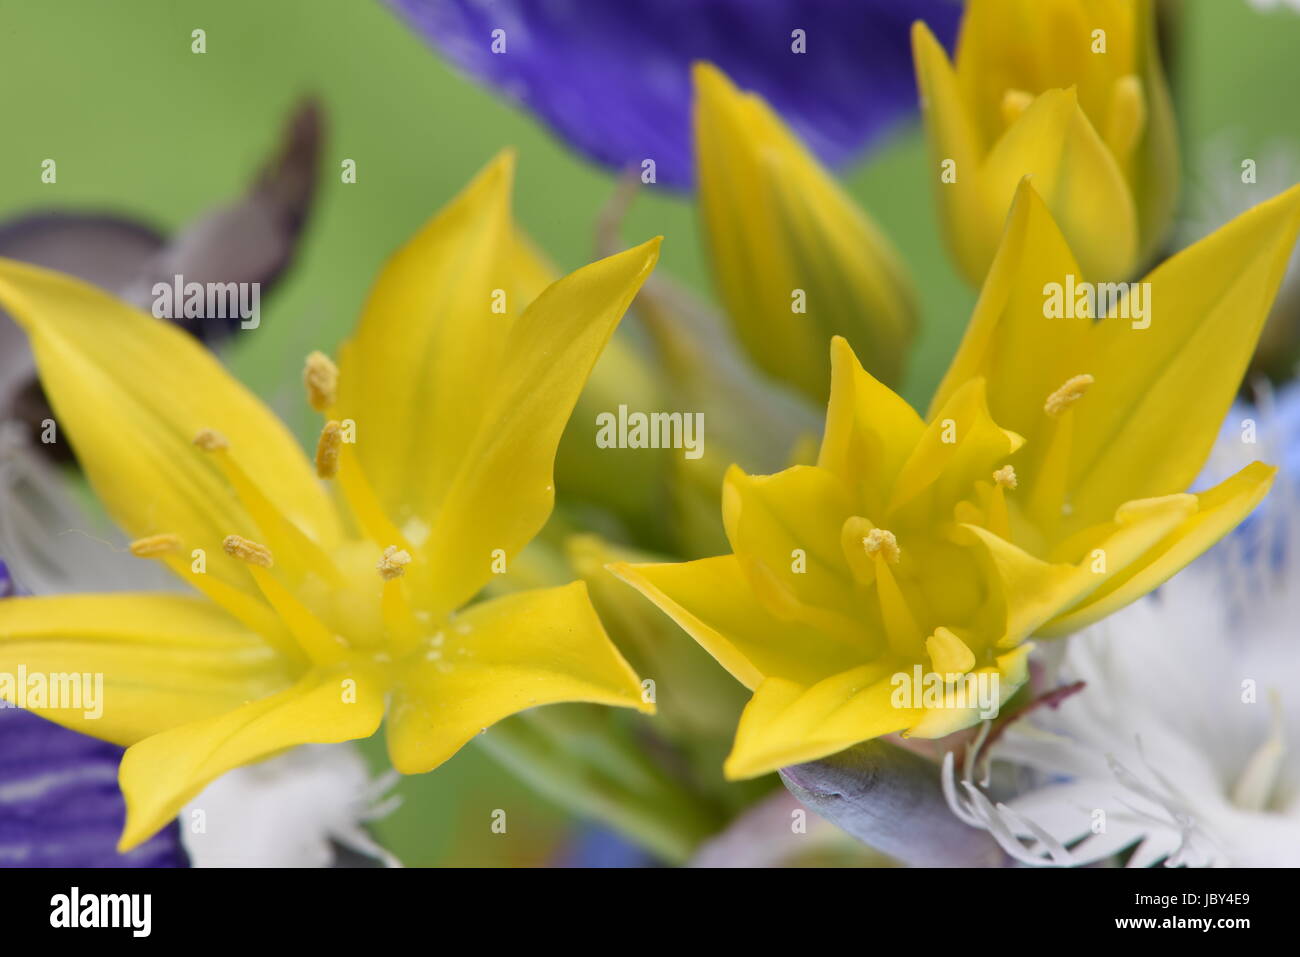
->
[612,178,1300,780]
[913,0,1178,285]
[694,63,918,401]
[0,152,659,850]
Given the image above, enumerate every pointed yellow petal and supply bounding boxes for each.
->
[385,581,649,774]
[928,177,1091,442]
[335,151,517,534]
[694,62,916,398]
[118,666,384,850]
[818,336,925,518]
[960,489,1197,646]
[608,555,861,690]
[723,667,913,779]
[979,87,1136,282]
[1040,462,1277,636]
[721,464,865,641]
[0,259,341,595]
[0,594,294,746]
[418,238,660,615]
[1068,186,1300,526]
[889,377,1023,518]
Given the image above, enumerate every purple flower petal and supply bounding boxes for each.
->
[0,565,187,867]
[389,0,961,187]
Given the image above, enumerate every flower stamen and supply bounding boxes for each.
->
[1044,374,1094,417]
[316,420,342,479]
[992,465,1018,490]
[926,626,976,676]
[304,351,338,413]
[377,545,412,581]
[222,534,274,568]
[863,528,901,564]
[129,533,181,558]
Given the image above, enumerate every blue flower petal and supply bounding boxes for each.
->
[0,708,187,867]
[389,0,961,187]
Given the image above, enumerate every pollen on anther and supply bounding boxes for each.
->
[1044,374,1094,417]
[193,428,229,451]
[315,420,342,478]
[129,533,181,558]
[863,528,900,564]
[222,534,274,568]
[992,465,1018,490]
[377,545,412,580]
[304,351,339,413]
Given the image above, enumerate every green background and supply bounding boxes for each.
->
[4,0,1299,864]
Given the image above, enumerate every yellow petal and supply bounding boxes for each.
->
[608,555,862,690]
[954,0,1137,147]
[904,645,1032,739]
[723,666,912,779]
[818,336,925,518]
[888,377,1023,518]
[694,62,916,398]
[928,177,1091,444]
[0,259,341,595]
[960,490,1197,646]
[722,464,865,640]
[1067,185,1300,526]
[1040,462,1277,636]
[979,87,1136,282]
[385,581,649,774]
[335,151,516,535]
[0,593,294,746]
[418,238,660,615]
[118,666,383,850]
[569,536,750,739]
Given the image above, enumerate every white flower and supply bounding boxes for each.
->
[182,744,401,868]
[945,389,1300,867]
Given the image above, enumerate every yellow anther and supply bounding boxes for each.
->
[1044,374,1094,417]
[1000,88,1035,127]
[304,351,339,413]
[377,545,412,581]
[863,528,900,564]
[992,465,1018,490]
[315,420,342,479]
[129,533,181,558]
[193,428,229,451]
[926,626,976,676]
[222,534,274,568]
